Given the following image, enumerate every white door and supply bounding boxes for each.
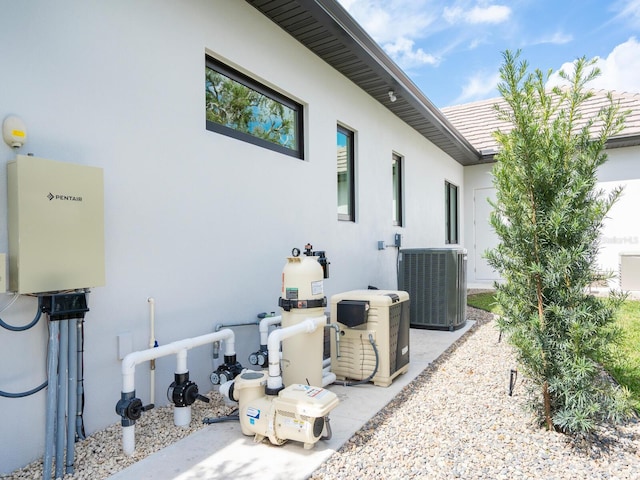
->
[474,187,501,282]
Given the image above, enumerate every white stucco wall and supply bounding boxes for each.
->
[0,1,463,472]
[464,146,640,289]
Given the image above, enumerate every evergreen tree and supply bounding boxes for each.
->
[485,50,634,433]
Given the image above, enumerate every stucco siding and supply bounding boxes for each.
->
[0,1,464,472]
[464,147,640,288]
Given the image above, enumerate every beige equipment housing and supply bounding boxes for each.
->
[330,289,410,387]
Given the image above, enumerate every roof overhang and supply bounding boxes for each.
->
[246,0,482,166]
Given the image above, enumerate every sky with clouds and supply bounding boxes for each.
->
[336,0,640,108]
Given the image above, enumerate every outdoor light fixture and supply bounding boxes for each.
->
[388,90,397,102]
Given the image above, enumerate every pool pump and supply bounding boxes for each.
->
[224,370,338,449]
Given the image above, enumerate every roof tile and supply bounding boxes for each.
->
[441,90,640,154]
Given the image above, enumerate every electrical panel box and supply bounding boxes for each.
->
[620,253,640,291]
[7,155,105,294]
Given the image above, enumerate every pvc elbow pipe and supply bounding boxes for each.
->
[120,328,235,455]
[322,372,336,387]
[121,328,236,392]
[266,316,326,390]
[259,315,282,345]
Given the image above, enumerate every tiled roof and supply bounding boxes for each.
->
[441,90,640,160]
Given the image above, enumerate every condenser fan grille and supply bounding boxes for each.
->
[399,248,467,330]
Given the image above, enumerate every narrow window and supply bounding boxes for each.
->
[392,153,403,226]
[205,55,304,159]
[445,181,459,244]
[337,125,355,221]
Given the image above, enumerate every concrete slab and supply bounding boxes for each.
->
[108,321,474,480]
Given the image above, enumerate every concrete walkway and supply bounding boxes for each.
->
[109,321,474,480]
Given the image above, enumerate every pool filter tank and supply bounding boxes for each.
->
[278,245,328,387]
[231,370,338,449]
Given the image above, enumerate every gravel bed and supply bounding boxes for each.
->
[310,309,640,480]
[3,305,638,479]
[2,391,236,480]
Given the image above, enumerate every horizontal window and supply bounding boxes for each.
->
[205,56,304,159]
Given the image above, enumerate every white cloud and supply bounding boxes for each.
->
[336,0,439,69]
[339,0,436,44]
[547,37,640,94]
[384,37,440,68]
[453,71,501,104]
[444,4,511,25]
[612,0,640,29]
[533,31,573,46]
[467,5,511,24]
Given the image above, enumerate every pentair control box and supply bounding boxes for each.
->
[7,155,105,294]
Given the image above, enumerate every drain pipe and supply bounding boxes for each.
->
[266,315,326,393]
[148,298,157,405]
[117,328,236,456]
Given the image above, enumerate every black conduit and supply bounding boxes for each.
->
[0,380,48,398]
[334,333,379,386]
[0,297,43,332]
[1,297,47,398]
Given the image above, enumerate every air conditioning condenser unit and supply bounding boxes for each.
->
[398,248,467,330]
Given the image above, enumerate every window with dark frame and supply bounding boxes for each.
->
[205,55,304,159]
[445,181,459,244]
[337,125,355,221]
[392,153,403,226]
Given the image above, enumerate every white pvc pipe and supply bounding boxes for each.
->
[174,405,192,427]
[120,328,235,455]
[259,315,282,345]
[266,315,326,391]
[121,329,235,393]
[322,372,336,387]
[122,426,135,457]
[148,297,156,405]
[174,349,190,426]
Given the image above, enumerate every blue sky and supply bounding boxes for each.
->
[336,0,640,108]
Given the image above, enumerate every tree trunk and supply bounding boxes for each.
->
[543,381,553,430]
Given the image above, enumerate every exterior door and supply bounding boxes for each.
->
[473,187,501,282]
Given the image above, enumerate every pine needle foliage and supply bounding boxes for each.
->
[485,50,635,433]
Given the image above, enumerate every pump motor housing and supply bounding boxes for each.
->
[233,370,338,449]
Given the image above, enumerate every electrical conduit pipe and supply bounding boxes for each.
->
[119,328,235,456]
[266,315,326,393]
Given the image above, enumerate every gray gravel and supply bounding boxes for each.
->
[3,306,638,479]
[310,309,640,480]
